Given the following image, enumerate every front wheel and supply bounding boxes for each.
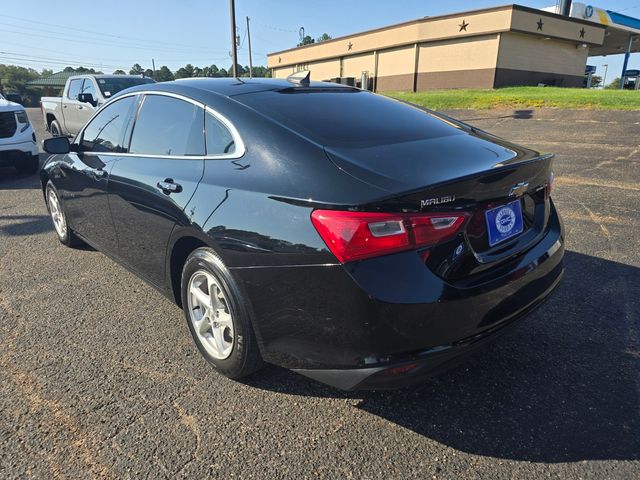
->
[181,248,263,379]
[45,181,83,247]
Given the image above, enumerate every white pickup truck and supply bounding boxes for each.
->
[41,74,155,137]
[0,93,39,174]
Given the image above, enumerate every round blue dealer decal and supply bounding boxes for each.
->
[495,207,516,234]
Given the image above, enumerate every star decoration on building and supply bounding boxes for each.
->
[347,42,353,51]
[579,27,586,38]
[537,18,544,31]
[459,20,469,32]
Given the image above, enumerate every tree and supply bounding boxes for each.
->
[297,35,315,47]
[63,66,100,74]
[208,64,219,77]
[605,77,621,89]
[218,68,228,78]
[129,63,144,75]
[590,75,602,88]
[40,68,54,77]
[228,64,245,77]
[0,64,40,106]
[143,68,154,78]
[155,66,174,82]
[113,69,126,75]
[316,33,332,43]
[174,63,195,79]
[245,66,271,78]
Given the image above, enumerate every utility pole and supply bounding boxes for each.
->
[246,16,253,78]
[602,64,608,89]
[229,0,238,78]
[151,58,156,80]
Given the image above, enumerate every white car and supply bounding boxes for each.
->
[0,93,39,174]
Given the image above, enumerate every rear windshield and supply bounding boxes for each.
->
[235,89,461,148]
[96,77,155,98]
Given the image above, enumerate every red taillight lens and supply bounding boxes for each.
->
[311,210,468,263]
[410,215,467,247]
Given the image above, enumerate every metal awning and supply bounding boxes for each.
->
[569,3,640,56]
[26,71,75,88]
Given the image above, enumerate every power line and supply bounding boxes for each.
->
[254,22,298,34]
[0,26,221,55]
[0,56,123,71]
[0,51,124,69]
[616,4,640,13]
[0,13,221,52]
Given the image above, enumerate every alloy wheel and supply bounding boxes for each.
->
[187,270,235,360]
[47,189,67,239]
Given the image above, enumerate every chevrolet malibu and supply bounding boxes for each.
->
[40,76,564,390]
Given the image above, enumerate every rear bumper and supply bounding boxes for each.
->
[295,266,562,390]
[233,201,565,389]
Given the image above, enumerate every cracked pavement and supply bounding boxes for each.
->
[0,107,638,479]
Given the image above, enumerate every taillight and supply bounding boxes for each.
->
[311,210,468,263]
[546,172,554,197]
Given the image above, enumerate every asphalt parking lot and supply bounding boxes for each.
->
[1,107,638,479]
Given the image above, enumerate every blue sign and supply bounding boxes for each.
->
[485,200,524,247]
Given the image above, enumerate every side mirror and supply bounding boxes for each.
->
[43,136,71,154]
[78,93,96,107]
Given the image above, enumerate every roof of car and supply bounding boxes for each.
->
[169,77,356,97]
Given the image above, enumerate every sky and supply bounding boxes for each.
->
[0,0,638,84]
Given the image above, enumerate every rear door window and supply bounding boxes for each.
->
[129,95,205,156]
[80,96,137,153]
[205,112,235,155]
[67,79,83,100]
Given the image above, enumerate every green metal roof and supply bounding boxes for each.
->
[27,71,76,88]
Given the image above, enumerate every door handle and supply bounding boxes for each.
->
[157,178,182,194]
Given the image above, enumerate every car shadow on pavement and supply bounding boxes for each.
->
[245,250,639,463]
[0,154,47,190]
[0,215,53,236]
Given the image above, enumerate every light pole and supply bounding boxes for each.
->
[602,64,608,89]
[229,0,238,78]
[246,16,253,78]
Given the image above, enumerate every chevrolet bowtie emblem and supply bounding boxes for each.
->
[508,182,529,197]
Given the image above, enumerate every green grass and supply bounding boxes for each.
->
[385,87,640,110]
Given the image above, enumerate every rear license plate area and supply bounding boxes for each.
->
[485,200,524,247]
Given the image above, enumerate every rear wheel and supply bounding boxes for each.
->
[181,248,263,379]
[15,154,39,175]
[49,119,62,137]
[45,181,82,247]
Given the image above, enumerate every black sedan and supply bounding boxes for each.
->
[41,76,564,390]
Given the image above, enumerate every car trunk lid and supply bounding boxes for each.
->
[324,132,554,279]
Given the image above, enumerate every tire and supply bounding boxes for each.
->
[15,154,39,175]
[45,181,83,248]
[181,247,263,379]
[49,119,62,137]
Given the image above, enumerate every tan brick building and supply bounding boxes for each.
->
[267,4,607,90]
